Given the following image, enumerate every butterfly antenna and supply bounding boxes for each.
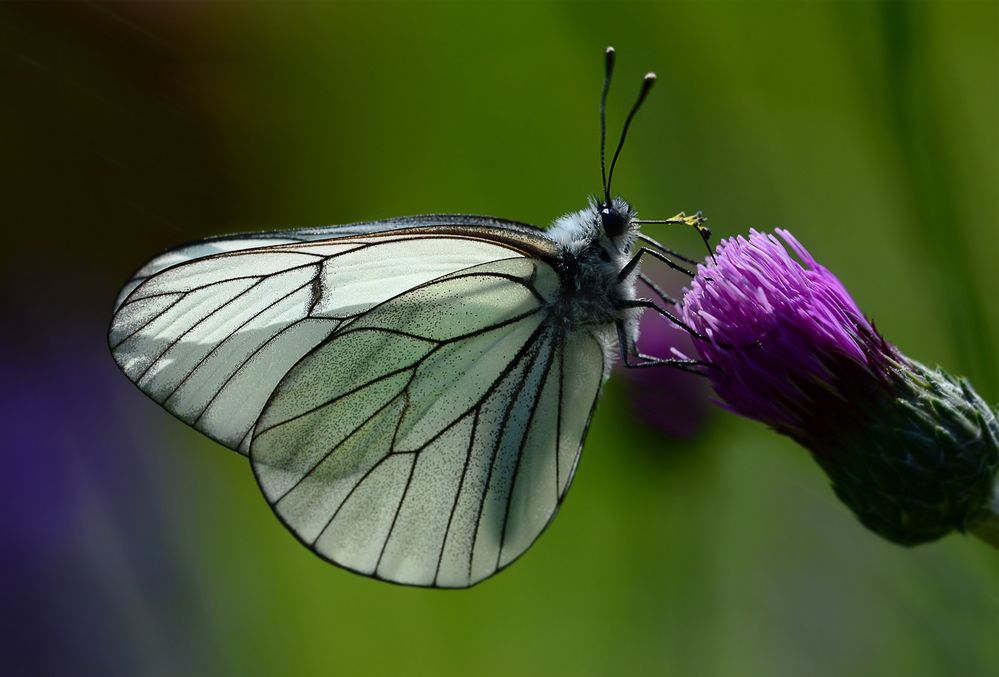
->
[600,46,615,206]
[606,71,656,201]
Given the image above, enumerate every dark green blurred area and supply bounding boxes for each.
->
[2,2,996,676]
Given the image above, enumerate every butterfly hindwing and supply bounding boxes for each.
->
[250,257,607,587]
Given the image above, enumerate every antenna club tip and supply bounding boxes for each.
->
[644,72,657,82]
[605,46,616,54]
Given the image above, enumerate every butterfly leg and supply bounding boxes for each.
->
[617,299,707,341]
[637,272,680,306]
[615,321,712,372]
[620,299,758,352]
[618,247,693,280]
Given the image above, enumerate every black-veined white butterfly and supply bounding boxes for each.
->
[109,48,711,587]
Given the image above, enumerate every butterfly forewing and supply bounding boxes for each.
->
[112,215,551,311]
[109,225,551,455]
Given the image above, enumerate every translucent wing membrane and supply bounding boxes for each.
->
[251,258,606,587]
[109,227,551,454]
[112,215,551,311]
[109,217,606,587]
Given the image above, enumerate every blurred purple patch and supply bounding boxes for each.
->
[619,294,710,440]
[0,277,208,675]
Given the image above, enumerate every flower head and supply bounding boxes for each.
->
[681,229,999,545]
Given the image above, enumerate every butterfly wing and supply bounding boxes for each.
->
[112,215,545,310]
[109,219,557,454]
[110,217,608,586]
[250,256,607,587]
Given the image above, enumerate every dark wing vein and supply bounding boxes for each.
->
[252,303,543,439]
[190,316,339,427]
[112,256,323,352]
[254,354,425,439]
[287,313,551,548]
[560,332,607,499]
[269,366,419,505]
[134,276,270,384]
[309,449,407,548]
[555,334,565,498]
[111,293,186,350]
[328,267,548,332]
[496,329,556,567]
[119,257,320,311]
[465,325,549,581]
[433,408,479,585]
[375,455,419,573]
[162,272,321,405]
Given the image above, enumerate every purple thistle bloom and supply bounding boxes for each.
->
[681,229,999,546]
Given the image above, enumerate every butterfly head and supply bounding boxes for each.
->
[547,196,636,257]
[593,196,639,255]
[599,201,629,239]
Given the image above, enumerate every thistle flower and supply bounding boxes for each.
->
[681,229,999,546]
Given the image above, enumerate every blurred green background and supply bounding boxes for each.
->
[2,2,996,676]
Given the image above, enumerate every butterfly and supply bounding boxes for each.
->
[108,47,711,587]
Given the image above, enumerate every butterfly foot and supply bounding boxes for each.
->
[667,211,709,236]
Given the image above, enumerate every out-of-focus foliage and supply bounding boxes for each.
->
[1,2,995,676]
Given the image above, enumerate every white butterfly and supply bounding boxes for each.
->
[108,48,709,587]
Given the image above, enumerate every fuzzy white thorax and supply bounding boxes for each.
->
[545,197,643,374]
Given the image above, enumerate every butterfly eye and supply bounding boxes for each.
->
[600,204,627,237]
